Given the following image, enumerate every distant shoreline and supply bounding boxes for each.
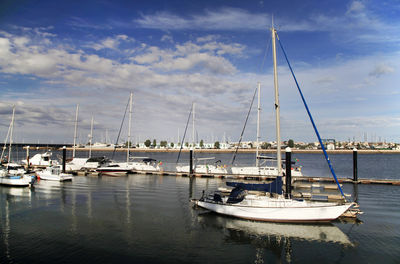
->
[66,147,400,154]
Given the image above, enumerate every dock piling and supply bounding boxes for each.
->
[26,145,30,172]
[189,149,193,175]
[62,146,66,173]
[285,147,292,198]
[353,148,358,182]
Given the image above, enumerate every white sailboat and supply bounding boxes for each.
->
[97,92,161,175]
[231,83,302,177]
[65,104,90,172]
[0,106,34,187]
[98,92,133,176]
[193,25,354,223]
[175,103,226,174]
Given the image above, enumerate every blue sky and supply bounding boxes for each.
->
[0,0,399,144]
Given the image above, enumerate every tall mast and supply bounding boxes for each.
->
[256,82,261,167]
[127,92,133,163]
[8,106,16,164]
[192,102,195,149]
[73,104,79,158]
[89,116,94,158]
[272,25,282,175]
[1,111,13,161]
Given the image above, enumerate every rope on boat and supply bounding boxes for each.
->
[112,95,131,160]
[176,103,193,164]
[231,87,257,165]
[275,32,346,200]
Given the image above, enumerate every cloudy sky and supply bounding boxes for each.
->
[0,0,399,145]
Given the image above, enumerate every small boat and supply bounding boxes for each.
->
[36,166,73,181]
[130,158,161,172]
[81,156,110,170]
[96,163,129,176]
[65,157,89,172]
[0,173,34,187]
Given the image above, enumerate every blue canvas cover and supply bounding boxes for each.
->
[226,176,283,195]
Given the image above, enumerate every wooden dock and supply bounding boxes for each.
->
[73,169,400,185]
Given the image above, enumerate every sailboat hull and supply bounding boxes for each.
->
[195,197,352,223]
[0,175,34,187]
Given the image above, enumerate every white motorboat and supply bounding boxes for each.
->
[96,162,130,176]
[36,166,73,181]
[21,151,57,167]
[81,156,110,170]
[129,158,161,172]
[65,157,89,172]
[192,25,356,223]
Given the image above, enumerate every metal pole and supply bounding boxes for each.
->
[285,147,292,198]
[89,116,93,158]
[271,26,282,175]
[189,149,193,175]
[127,92,133,163]
[62,146,66,173]
[73,104,79,158]
[256,82,261,167]
[8,106,16,164]
[353,148,358,182]
[26,146,30,172]
[192,102,195,149]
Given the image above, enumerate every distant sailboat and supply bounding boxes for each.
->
[66,104,89,172]
[231,83,302,177]
[192,25,355,223]
[175,103,227,174]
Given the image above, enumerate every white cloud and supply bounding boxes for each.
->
[0,25,399,143]
[161,34,173,43]
[135,8,269,30]
[91,34,133,50]
[369,64,395,78]
[346,0,366,15]
[134,5,400,46]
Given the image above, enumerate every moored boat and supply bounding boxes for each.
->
[36,165,73,181]
[192,24,357,223]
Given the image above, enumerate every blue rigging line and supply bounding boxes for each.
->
[275,32,346,200]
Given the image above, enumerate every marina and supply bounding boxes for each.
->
[1,0,400,262]
[1,151,400,263]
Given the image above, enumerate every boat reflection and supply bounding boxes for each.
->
[0,186,32,198]
[197,212,353,246]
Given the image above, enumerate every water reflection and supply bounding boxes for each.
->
[353,183,359,203]
[0,185,32,200]
[197,212,353,246]
[2,199,11,262]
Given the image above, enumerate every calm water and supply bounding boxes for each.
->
[1,151,400,263]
